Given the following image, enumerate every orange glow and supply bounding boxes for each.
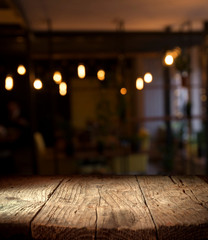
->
[59,82,67,96]
[53,71,62,84]
[120,87,127,95]
[78,64,86,79]
[144,73,153,83]
[136,78,144,90]
[164,54,174,66]
[17,65,26,75]
[33,79,43,90]
[97,69,105,81]
[5,75,13,90]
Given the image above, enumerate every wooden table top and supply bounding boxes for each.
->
[0,175,208,240]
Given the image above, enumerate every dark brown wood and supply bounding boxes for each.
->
[96,176,156,239]
[0,176,63,239]
[0,30,203,58]
[31,176,100,240]
[198,175,208,183]
[137,176,208,240]
[0,176,208,240]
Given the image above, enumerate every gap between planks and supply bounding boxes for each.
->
[135,176,159,240]
[29,177,65,239]
[95,184,101,240]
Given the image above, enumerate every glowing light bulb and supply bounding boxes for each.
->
[59,82,67,96]
[5,75,13,90]
[164,55,174,66]
[33,79,42,90]
[136,78,144,90]
[144,73,153,83]
[97,69,105,81]
[53,71,62,84]
[77,64,85,79]
[17,65,26,75]
[120,87,127,95]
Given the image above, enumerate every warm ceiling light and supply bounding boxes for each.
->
[33,79,43,90]
[136,78,144,90]
[120,87,127,95]
[144,73,153,83]
[17,65,26,75]
[53,71,62,84]
[77,64,86,79]
[59,82,67,96]
[5,75,13,91]
[164,54,174,66]
[97,69,105,81]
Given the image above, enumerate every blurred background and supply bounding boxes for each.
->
[0,0,208,175]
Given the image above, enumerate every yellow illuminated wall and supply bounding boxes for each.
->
[70,78,117,129]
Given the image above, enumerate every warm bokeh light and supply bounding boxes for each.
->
[17,65,26,75]
[97,69,105,81]
[144,73,153,83]
[201,94,207,102]
[59,82,67,96]
[120,87,127,95]
[53,71,62,84]
[77,64,86,79]
[136,78,144,90]
[171,47,181,59]
[5,75,13,91]
[33,79,43,90]
[164,54,174,66]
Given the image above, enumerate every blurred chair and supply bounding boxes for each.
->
[33,132,55,175]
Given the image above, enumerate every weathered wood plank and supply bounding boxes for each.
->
[171,176,208,214]
[0,176,63,239]
[32,176,156,240]
[137,176,208,240]
[96,176,156,239]
[31,176,101,240]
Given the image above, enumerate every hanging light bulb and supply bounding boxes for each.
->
[5,75,13,91]
[17,65,26,75]
[77,64,85,79]
[164,54,174,66]
[59,82,67,96]
[120,87,127,95]
[33,79,43,90]
[53,71,62,84]
[97,69,105,81]
[136,78,144,90]
[144,73,153,83]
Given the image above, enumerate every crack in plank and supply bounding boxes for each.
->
[95,184,102,240]
[169,176,177,184]
[135,176,159,240]
[29,178,65,239]
[175,177,208,212]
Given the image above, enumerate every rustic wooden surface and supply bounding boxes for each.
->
[0,176,207,240]
[0,176,62,239]
[32,176,100,240]
[95,176,156,240]
[138,176,208,240]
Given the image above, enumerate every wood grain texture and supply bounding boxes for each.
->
[31,176,101,240]
[0,176,62,239]
[96,176,156,240]
[137,176,208,240]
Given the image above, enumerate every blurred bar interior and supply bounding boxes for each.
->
[1,0,208,175]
